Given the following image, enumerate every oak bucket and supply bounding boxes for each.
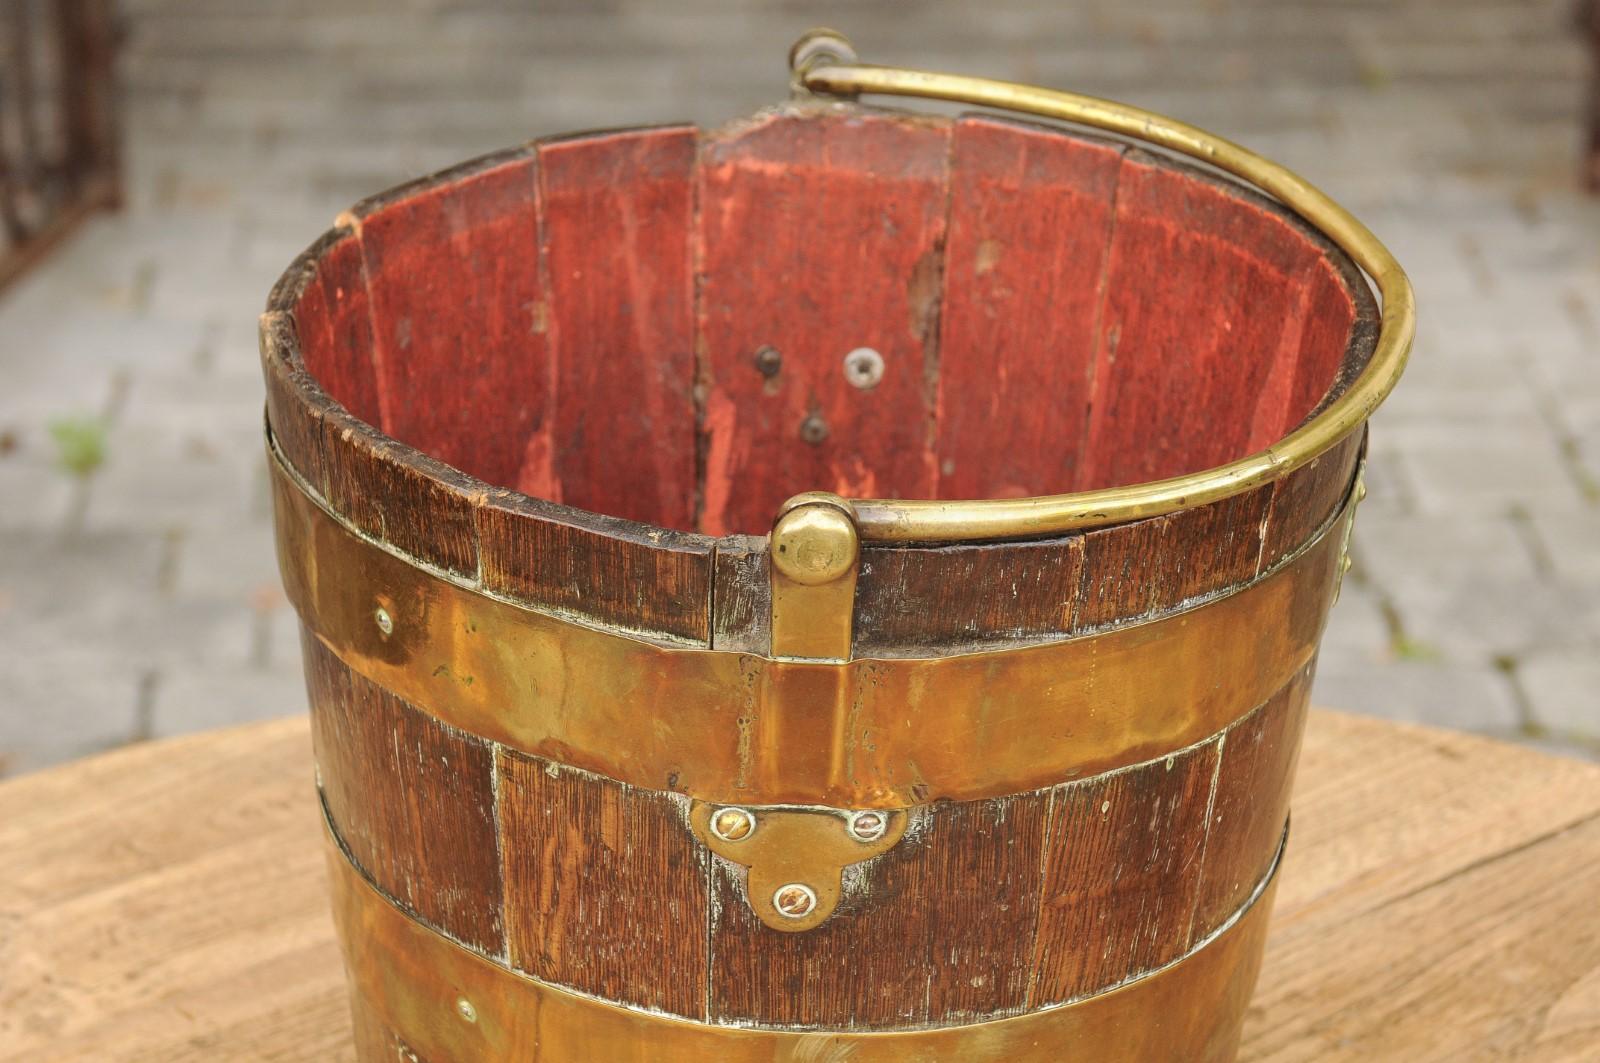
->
[262,31,1412,1063]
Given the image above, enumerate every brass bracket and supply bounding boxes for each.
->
[690,802,907,932]
[769,492,860,660]
[1333,461,1367,604]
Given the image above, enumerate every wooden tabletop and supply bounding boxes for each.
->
[1,711,1597,1062]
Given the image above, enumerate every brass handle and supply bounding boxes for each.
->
[779,30,1414,546]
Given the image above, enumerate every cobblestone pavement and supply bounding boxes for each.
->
[1,0,1598,774]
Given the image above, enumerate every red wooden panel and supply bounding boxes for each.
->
[353,147,550,490]
[697,111,950,535]
[1285,256,1369,430]
[295,228,383,428]
[1080,153,1327,490]
[539,127,698,530]
[936,117,1123,499]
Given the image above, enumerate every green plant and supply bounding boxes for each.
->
[48,416,108,478]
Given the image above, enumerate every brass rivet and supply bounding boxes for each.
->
[711,807,755,842]
[773,883,817,919]
[842,347,884,389]
[754,345,783,378]
[847,810,887,842]
[799,413,829,445]
[374,606,394,637]
[771,504,858,586]
[455,997,477,1024]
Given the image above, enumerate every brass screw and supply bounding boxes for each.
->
[773,883,817,919]
[711,806,755,842]
[374,606,394,637]
[455,997,477,1024]
[848,810,887,842]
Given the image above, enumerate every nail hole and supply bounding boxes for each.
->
[754,345,782,378]
[374,606,394,638]
[800,414,829,445]
[455,997,477,1024]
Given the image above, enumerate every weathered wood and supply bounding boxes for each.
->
[6,712,1598,1061]
[696,110,949,535]
[539,126,699,530]
[475,488,713,643]
[707,792,1051,1028]
[936,116,1122,499]
[291,227,384,428]
[322,405,484,581]
[349,147,550,490]
[710,533,770,653]
[302,632,505,957]
[1030,734,1221,1006]
[1192,666,1312,940]
[1080,151,1330,490]
[854,535,1085,655]
[497,748,708,1018]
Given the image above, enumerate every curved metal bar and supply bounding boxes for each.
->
[788,38,1414,544]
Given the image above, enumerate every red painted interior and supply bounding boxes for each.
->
[294,112,1364,536]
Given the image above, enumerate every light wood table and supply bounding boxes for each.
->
[2,711,1598,1061]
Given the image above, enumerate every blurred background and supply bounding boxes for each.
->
[1,0,1597,776]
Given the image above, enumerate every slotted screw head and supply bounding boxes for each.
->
[711,806,755,842]
[773,883,817,919]
[848,810,887,842]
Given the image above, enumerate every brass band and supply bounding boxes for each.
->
[274,444,1349,807]
[328,821,1283,1061]
[789,33,1414,543]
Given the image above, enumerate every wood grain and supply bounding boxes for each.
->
[292,227,384,428]
[1191,665,1312,943]
[539,126,698,530]
[496,748,708,1018]
[707,793,1050,1028]
[1079,151,1328,490]
[350,147,550,490]
[302,631,505,957]
[696,110,949,535]
[935,116,1122,499]
[1030,734,1222,1006]
[321,404,483,581]
[474,487,713,643]
[3,712,1598,1060]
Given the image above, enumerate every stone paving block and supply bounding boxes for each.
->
[0,657,145,778]
[148,663,308,739]
[1518,650,1600,740]
[1312,658,1523,733]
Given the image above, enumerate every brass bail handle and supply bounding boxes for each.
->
[778,29,1415,548]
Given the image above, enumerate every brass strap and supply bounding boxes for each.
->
[327,820,1284,1060]
[273,445,1350,807]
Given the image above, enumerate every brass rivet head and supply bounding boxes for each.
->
[711,807,755,842]
[455,997,477,1024]
[374,606,394,637]
[847,810,887,842]
[771,503,858,586]
[773,883,817,919]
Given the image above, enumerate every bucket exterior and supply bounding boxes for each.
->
[263,83,1387,1061]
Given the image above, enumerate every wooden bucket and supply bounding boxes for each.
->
[262,32,1411,1063]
